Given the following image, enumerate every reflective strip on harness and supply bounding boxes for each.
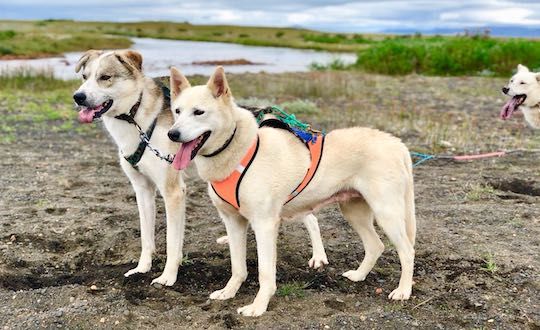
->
[210,134,324,210]
[211,138,260,209]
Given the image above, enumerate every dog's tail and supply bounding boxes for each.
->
[403,151,416,246]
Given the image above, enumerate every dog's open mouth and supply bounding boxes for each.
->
[78,100,113,123]
[500,94,526,120]
[172,131,211,170]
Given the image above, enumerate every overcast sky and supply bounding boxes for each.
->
[2,1,540,33]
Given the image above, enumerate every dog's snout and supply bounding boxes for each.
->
[73,92,87,105]
[502,87,509,94]
[168,129,181,142]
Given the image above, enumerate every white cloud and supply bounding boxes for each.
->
[2,0,540,32]
[440,7,540,26]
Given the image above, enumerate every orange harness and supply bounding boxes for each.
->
[211,134,324,209]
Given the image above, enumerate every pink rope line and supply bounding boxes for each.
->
[411,149,540,167]
[452,151,507,161]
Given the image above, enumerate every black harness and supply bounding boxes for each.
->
[115,82,171,169]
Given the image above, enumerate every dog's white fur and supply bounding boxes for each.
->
[74,50,186,285]
[169,66,416,316]
[503,64,540,128]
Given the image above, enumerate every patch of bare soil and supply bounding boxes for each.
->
[0,74,539,329]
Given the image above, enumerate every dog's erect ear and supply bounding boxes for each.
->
[170,67,191,99]
[517,64,529,73]
[207,66,231,99]
[114,50,143,74]
[75,50,103,73]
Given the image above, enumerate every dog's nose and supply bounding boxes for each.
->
[502,87,509,94]
[73,92,87,105]
[168,129,181,142]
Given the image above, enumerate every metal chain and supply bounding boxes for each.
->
[132,121,174,164]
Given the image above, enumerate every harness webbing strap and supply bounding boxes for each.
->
[115,83,170,169]
[211,137,260,209]
[210,132,325,210]
[124,119,157,167]
[286,135,325,203]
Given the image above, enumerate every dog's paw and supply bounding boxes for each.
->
[210,287,237,300]
[388,286,411,300]
[308,254,329,269]
[124,263,152,277]
[216,236,229,245]
[341,269,367,282]
[237,303,267,317]
[151,273,177,286]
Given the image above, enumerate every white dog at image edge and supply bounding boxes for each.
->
[501,64,540,129]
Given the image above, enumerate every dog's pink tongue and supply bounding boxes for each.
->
[172,139,198,171]
[78,108,98,123]
[500,98,518,120]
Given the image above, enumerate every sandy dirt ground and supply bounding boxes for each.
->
[0,73,539,329]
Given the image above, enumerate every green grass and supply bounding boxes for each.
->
[0,69,89,142]
[481,254,498,274]
[180,254,194,266]
[0,23,131,58]
[0,19,375,57]
[276,282,307,298]
[355,36,540,76]
[0,67,76,90]
[279,100,320,114]
[310,58,349,71]
[465,183,495,201]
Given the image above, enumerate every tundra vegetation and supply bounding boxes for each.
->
[2,20,540,75]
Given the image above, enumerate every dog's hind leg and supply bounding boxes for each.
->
[302,214,329,269]
[362,183,415,300]
[151,172,186,286]
[339,199,384,282]
[122,162,157,277]
[210,211,248,300]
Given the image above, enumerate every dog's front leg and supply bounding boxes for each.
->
[122,162,156,277]
[237,217,279,317]
[210,211,248,300]
[151,175,186,286]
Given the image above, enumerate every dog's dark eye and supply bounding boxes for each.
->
[193,109,205,116]
[100,75,111,81]
[520,81,525,85]
[175,108,180,114]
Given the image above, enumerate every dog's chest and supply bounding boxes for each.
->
[103,118,141,156]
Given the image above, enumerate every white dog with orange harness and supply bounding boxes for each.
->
[167,66,417,317]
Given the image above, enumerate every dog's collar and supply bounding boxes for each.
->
[115,92,143,124]
[202,126,237,158]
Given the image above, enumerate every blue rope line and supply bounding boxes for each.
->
[410,152,436,168]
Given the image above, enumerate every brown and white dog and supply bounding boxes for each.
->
[73,50,186,285]
[167,66,416,316]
